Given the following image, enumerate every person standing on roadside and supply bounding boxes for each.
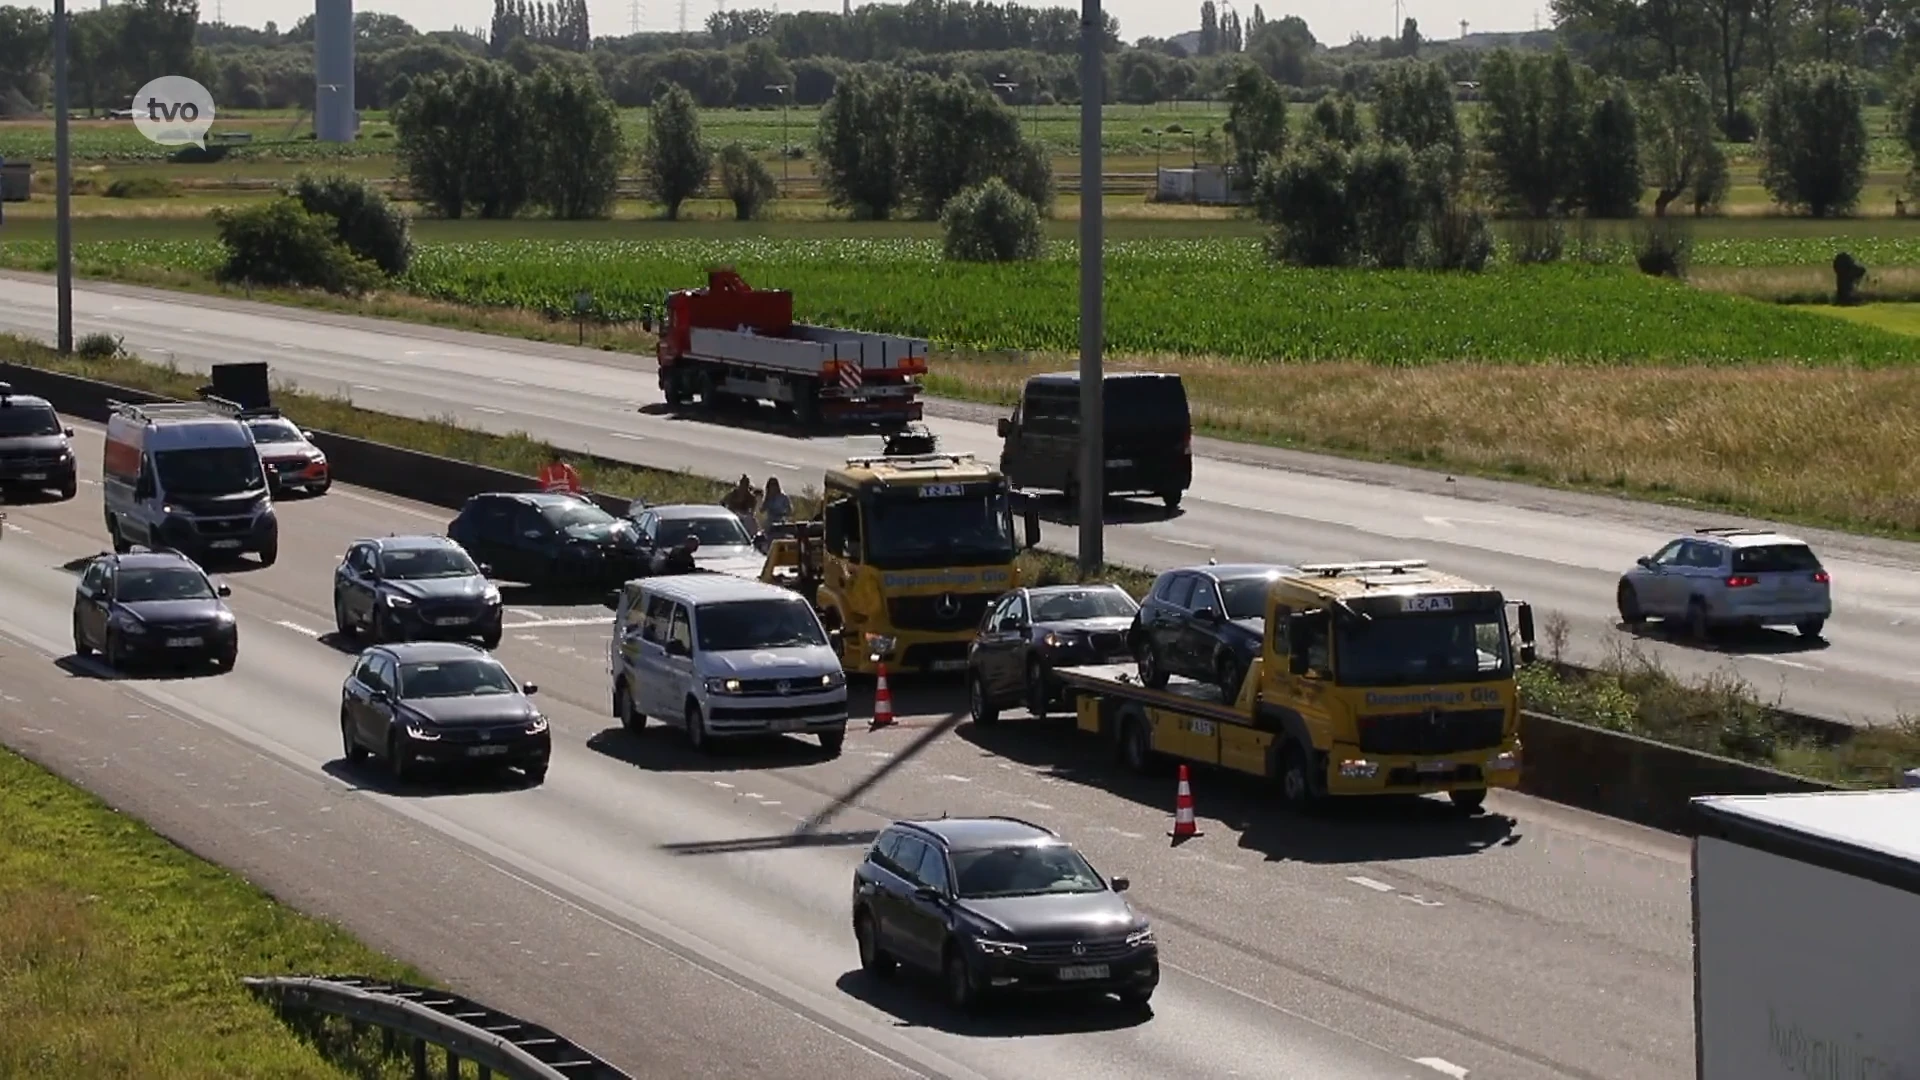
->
[539,451,582,494]
[721,473,757,530]
[761,476,792,531]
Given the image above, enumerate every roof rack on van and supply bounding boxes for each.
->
[1695,526,1768,537]
[110,396,245,424]
[1297,559,1429,577]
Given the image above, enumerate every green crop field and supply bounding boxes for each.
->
[6,236,1918,364]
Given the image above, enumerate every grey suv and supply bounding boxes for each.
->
[1616,527,1831,641]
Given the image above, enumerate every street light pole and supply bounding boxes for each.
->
[764,83,791,191]
[1077,0,1103,574]
[53,0,73,354]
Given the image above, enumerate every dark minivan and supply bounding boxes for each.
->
[997,372,1193,510]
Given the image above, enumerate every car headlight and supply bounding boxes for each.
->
[482,584,501,604]
[1125,927,1154,948]
[525,716,549,735]
[821,671,846,689]
[1043,631,1084,650]
[864,633,896,659]
[214,610,235,624]
[383,593,413,608]
[111,612,146,632]
[404,723,440,741]
[705,677,742,695]
[974,939,1026,957]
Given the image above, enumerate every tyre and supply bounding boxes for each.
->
[1121,714,1158,776]
[479,627,502,650]
[257,538,278,568]
[1449,788,1488,813]
[1215,653,1244,703]
[341,709,368,764]
[1160,491,1182,511]
[685,699,710,753]
[616,680,645,734]
[387,732,413,783]
[522,763,548,785]
[1137,642,1169,689]
[72,614,92,657]
[818,729,845,755]
[333,595,355,639]
[310,478,331,496]
[1797,618,1825,639]
[105,629,128,671]
[1616,581,1644,626]
[1278,744,1319,813]
[1025,658,1052,719]
[942,946,979,1012]
[1686,598,1713,642]
[58,476,78,501]
[1117,986,1155,1008]
[968,671,1000,726]
[855,910,896,977]
[213,646,237,671]
[108,517,131,554]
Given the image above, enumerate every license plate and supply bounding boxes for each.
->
[434,616,471,626]
[20,472,45,480]
[210,539,242,549]
[930,659,968,672]
[1416,761,1455,774]
[771,717,801,732]
[1105,459,1133,468]
[1057,964,1110,981]
[469,745,509,756]
[166,636,203,647]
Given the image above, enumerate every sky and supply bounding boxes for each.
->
[25,0,1539,52]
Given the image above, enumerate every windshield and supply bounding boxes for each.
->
[696,599,827,651]
[0,405,61,437]
[1218,577,1273,620]
[116,567,214,602]
[399,659,518,698]
[1733,544,1823,573]
[542,501,616,530]
[154,447,265,496]
[864,491,1016,567]
[1030,588,1138,622]
[380,546,478,579]
[657,515,751,548]
[246,419,302,444]
[953,844,1106,899]
[1334,611,1512,687]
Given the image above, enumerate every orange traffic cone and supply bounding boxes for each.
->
[869,662,895,730]
[1169,764,1201,841]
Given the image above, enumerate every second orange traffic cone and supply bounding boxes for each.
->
[1169,763,1201,841]
[869,662,895,730]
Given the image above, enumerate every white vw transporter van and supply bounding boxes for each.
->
[610,574,849,755]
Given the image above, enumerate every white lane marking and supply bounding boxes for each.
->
[473,406,505,415]
[494,378,524,387]
[501,617,605,630]
[1107,827,1145,840]
[1401,894,1445,908]
[274,342,297,350]
[609,432,647,441]
[1158,537,1212,550]
[1346,875,1395,893]
[352,384,382,392]
[3,522,31,536]
[1421,516,1498,529]
[1754,655,1820,671]
[328,487,445,523]
[764,460,799,471]
[712,781,734,789]
[1416,1058,1470,1078]
[1024,800,1054,811]
[939,774,974,783]
[511,610,549,622]
[274,620,321,638]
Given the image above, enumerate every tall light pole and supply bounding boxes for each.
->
[1077,0,1103,574]
[53,0,73,354]
[765,83,790,191]
[992,74,1032,140]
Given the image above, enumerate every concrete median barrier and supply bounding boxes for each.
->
[0,360,1855,834]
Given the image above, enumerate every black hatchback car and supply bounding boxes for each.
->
[71,549,237,670]
[967,584,1140,723]
[1132,563,1297,700]
[332,535,504,648]
[851,817,1157,1012]
[447,491,648,589]
[339,641,550,784]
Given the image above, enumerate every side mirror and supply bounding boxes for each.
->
[63,427,75,437]
[371,687,392,704]
[1111,876,1130,892]
[603,589,621,610]
[135,480,154,499]
[829,629,845,654]
[1023,507,1041,549]
[997,417,1011,438]
[478,563,493,576]
[1636,556,1654,570]
[912,886,944,903]
[1194,607,1220,623]
[215,583,232,597]
[522,682,539,695]
[1516,602,1537,665]
[302,430,315,441]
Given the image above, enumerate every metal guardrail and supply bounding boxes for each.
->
[243,975,630,1079]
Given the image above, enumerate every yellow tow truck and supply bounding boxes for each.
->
[1056,560,1537,812]
[761,430,1041,676]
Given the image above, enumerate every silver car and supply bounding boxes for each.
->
[1616,528,1831,641]
[624,502,766,578]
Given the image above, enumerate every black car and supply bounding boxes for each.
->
[851,817,1157,1011]
[447,491,648,589]
[0,383,78,500]
[333,534,504,648]
[997,372,1193,510]
[967,584,1140,724]
[339,641,550,784]
[71,549,237,670]
[1132,563,1297,699]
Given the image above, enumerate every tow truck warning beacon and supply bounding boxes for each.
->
[132,75,216,149]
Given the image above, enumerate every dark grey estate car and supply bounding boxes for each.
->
[71,549,236,670]
[851,817,1158,1011]
[340,641,550,784]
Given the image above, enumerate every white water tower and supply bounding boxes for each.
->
[314,0,355,143]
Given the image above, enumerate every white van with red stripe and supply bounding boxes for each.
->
[103,397,280,566]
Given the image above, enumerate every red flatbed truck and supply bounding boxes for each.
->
[643,269,930,431]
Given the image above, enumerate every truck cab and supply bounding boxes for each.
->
[762,444,1041,676]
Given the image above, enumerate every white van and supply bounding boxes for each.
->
[103,398,279,566]
[609,574,848,755]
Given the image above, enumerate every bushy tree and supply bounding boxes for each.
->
[940,178,1043,263]
[900,74,1035,219]
[392,63,537,220]
[1223,65,1289,189]
[1758,63,1870,217]
[718,143,778,220]
[640,83,714,220]
[527,65,623,219]
[1373,59,1464,166]
[287,172,413,276]
[1476,48,1588,218]
[815,68,909,220]
[1255,140,1353,267]
[1256,137,1488,270]
[1307,93,1365,149]
[1640,73,1718,217]
[1581,77,1644,218]
[211,198,381,295]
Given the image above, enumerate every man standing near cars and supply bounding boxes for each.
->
[539,451,582,494]
[650,534,701,576]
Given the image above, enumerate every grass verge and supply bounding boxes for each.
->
[0,744,427,1077]
[6,335,1910,789]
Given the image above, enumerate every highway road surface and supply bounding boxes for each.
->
[0,426,1698,1079]
[6,275,1917,728]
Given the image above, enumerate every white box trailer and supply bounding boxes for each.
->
[1692,789,1920,1079]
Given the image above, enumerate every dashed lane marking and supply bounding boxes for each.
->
[501,617,606,630]
[609,432,647,441]
[473,406,505,415]
[1346,875,1395,893]
[1415,1058,1470,1078]
[274,620,321,637]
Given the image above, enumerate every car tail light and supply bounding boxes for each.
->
[1812,571,1830,584]
[1725,575,1759,588]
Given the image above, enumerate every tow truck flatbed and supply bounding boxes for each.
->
[1053,663,1252,725]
